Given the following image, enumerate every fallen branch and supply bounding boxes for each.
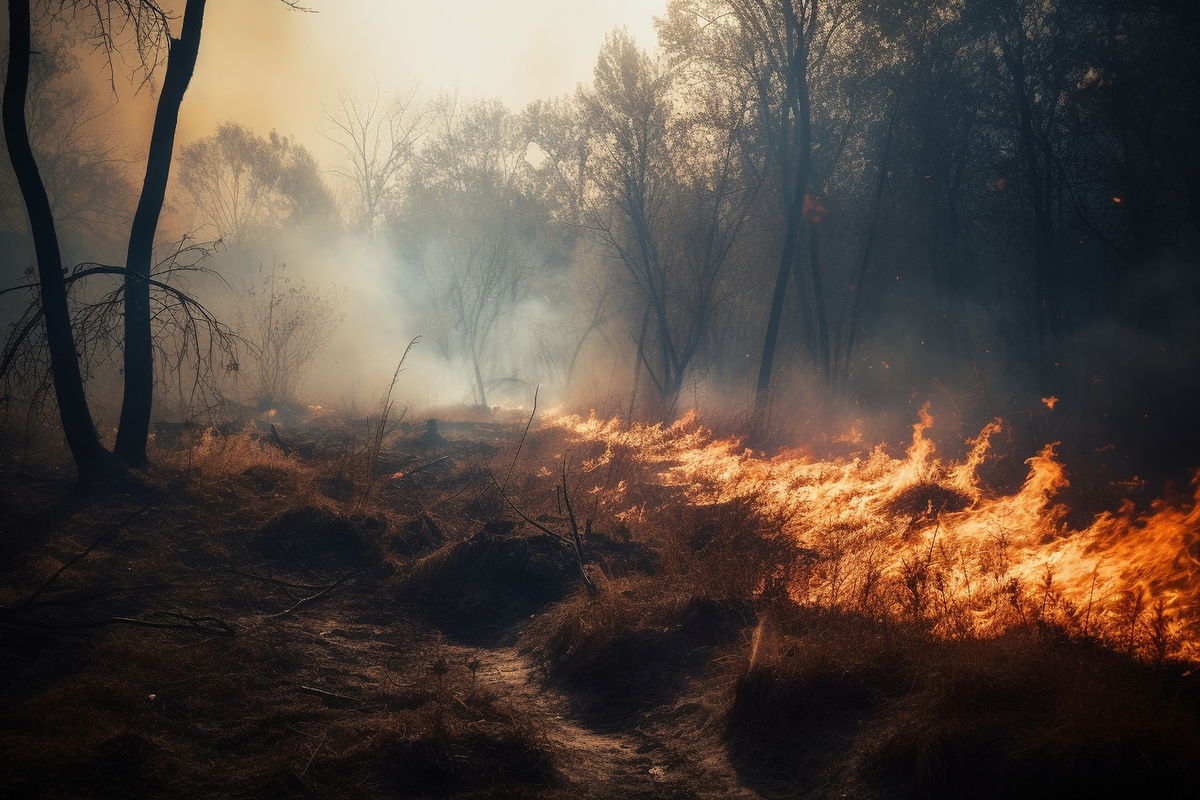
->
[11,492,167,609]
[269,424,292,456]
[272,571,360,617]
[220,566,326,593]
[294,684,362,704]
[2,610,234,637]
[3,583,170,613]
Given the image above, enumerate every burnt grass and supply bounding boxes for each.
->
[2,416,1199,799]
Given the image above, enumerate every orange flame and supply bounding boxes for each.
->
[545,409,1200,662]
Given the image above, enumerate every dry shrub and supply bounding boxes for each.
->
[152,426,308,493]
[887,481,972,523]
[395,520,583,640]
[721,608,1200,798]
[251,504,386,570]
[522,576,753,717]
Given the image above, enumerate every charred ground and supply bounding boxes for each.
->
[1,410,1198,799]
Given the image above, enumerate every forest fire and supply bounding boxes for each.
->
[546,406,1200,662]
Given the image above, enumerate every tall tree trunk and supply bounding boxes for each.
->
[754,169,809,424]
[3,0,112,480]
[808,225,831,380]
[841,102,897,391]
[789,245,817,365]
[114,0,207,467]
[754,88,812,417]
[471,342,488,409]
[752,0,815,429]
[1000,22,1066,390]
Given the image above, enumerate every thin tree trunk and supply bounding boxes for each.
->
[754,172,808,425]
[808,224,831,380]
[754,104,812,424]
[789,243,817,365]
[115,0,207,467]
[752,0,815,429]
[841,103,896,391]
[628,304,651,423]
[3,0,112,480]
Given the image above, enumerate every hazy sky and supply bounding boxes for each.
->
[170,0,666,155]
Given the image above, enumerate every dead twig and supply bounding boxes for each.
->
[2,610,234,637]
[272,571,361,617]
[4,584,170,613]
[359,338,419,508]
[484,459,597,597]
[220,566,326,592]
[294,685,362,704]
[12,492,167,609]
[560,458,597,596]
[502,384,538,492]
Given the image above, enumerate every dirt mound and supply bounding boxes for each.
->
[252,505,384,569]
[395,520,583,640]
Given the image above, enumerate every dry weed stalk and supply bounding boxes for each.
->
[488,387,597,597]
[355,336,418,509]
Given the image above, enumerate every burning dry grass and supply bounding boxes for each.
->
[542,405,1200,664]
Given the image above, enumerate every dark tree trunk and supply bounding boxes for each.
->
[1000,21,1067,390]
[114,0,207,467]
[752,0,815,429]
[841,102,897,391]
[3,0,112,480]
[808,225,831,380]
[754,168,809,423]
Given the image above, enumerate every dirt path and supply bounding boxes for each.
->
[446,642,760,799]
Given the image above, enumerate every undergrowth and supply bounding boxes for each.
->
[2,410,1197,798]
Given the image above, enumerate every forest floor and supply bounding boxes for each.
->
[1,407,1199,799]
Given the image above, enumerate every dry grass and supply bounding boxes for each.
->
[2,411,1198,798]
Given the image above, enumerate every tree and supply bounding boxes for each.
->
[239,261,342,407]
[559,30,760,416]
[323,84,428,237]
[398,96,551,407]
[4,0,115,478]
[177,122,335,243]
[4,0,306,478]
[660,1,819,426]
[114,0,207,467]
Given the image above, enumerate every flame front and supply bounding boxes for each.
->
[546,407,1200,662]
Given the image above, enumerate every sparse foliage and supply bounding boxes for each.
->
[239,261,342,407]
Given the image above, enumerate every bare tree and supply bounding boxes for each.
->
[4,0,309,477]
[239,260,343,407]
[177,122,335,243]
[323,84,428,237]
[400,96,548,407]
[572,29,759,415]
